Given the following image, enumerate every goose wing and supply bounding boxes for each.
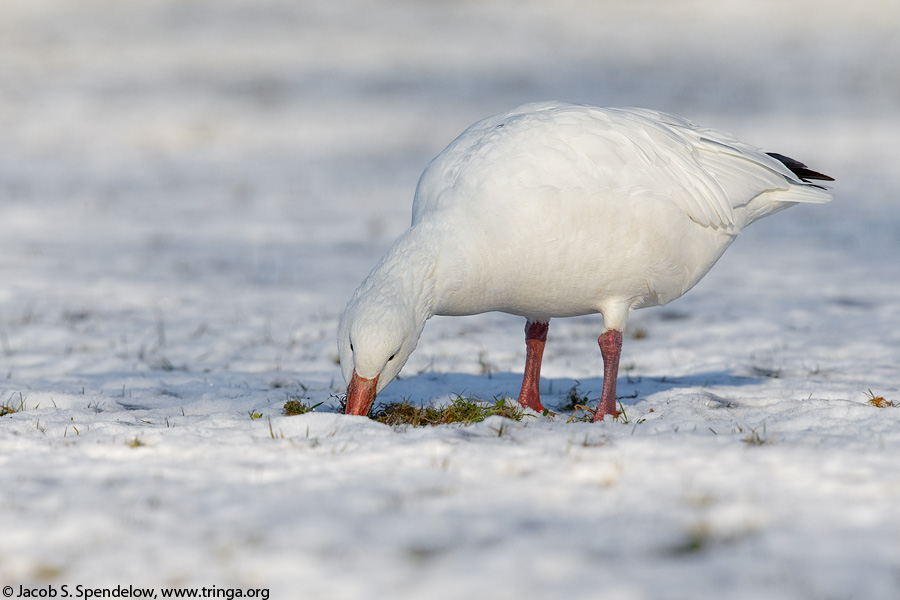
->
[412,103,832,233]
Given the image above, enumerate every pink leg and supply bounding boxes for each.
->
[517,320,549,413]
[593,329,623,422]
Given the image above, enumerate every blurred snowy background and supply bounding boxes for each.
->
[2,1,899,598]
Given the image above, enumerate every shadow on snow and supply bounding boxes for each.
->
[382,369,765,411]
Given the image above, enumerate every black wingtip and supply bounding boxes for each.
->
[766,152,834,184]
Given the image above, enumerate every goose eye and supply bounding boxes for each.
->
[388,354,396,361]
[350,343,354,352]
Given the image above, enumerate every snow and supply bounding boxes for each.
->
[1,0,899,598]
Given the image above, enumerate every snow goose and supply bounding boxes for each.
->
[338,102,832,421]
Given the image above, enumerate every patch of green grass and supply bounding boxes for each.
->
[566,400,646,424]
[283,398,323,416]
[1,392,26,416]
[566,404,594,423]
[562,383,598,423]
[666,523,712,556]
[739,424,771,446]
[663,521,759,557]
[560,383,647,424]
[559,383,589,413]
[373,396,528,427]
[616,402,646,425]
[865,389,895,408]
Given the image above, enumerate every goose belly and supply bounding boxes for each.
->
[432,196,734,320]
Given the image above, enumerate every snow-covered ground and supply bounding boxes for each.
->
[2,1,899,598]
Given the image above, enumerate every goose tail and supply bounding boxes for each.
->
[766,152,833,204]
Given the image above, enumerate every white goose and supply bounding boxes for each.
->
[338,102,832,421]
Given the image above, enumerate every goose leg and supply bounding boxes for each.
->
[517,320,548,413]
[593,329,623,421]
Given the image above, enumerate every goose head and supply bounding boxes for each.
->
[337,295,423,416]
